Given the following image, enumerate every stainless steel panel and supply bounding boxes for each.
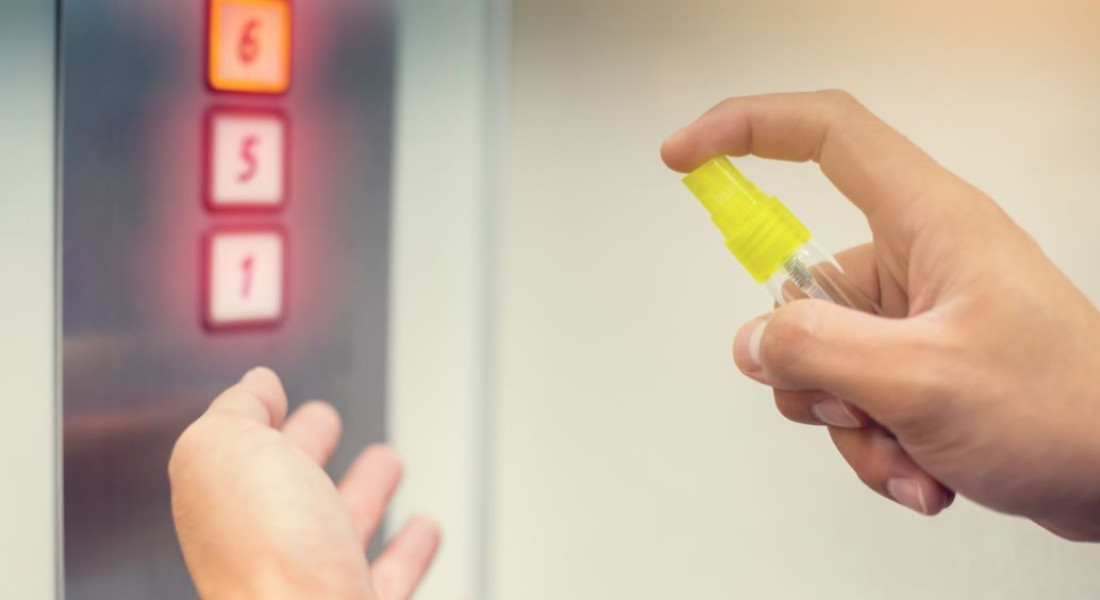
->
[60,1,395,597]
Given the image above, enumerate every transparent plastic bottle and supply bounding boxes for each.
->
[682,156,879,315]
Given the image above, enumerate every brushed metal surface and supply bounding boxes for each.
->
[60,1,395,597]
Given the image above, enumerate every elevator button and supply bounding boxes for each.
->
[206,108,288,212]
[207,0,292,94]
[204,229,287,330]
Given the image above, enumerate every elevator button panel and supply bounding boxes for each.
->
[203,228,287,330]
[207,0,292,94]
[62,0,392,595]
[206,108,288,211]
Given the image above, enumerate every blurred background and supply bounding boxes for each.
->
[4,0,1100,598]
[393,0,1100,598]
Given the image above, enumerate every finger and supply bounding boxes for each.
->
[338,445,404,546]
[773,389,871,429]
[1035,518,1100,544]
[371,516,441,600]
[830,426,955,516]
[661,90,951,218]
[281,401,342,465]
[832,243,911,319]
[733,300,949,429]
[744,243,879,430]
[206,367,289,429]
[731,244,882,389]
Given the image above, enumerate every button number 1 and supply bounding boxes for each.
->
[205,230,285,330]
[241,254,255,298]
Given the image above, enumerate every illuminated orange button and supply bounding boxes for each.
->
[208,0,292,94]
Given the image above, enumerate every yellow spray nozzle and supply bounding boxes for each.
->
[683,157,810,283]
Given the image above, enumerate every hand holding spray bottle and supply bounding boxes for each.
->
[683,156,880,313]
[682,157,911,457]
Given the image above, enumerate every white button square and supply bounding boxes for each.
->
[206,109,288,211]
[204,229,287,330]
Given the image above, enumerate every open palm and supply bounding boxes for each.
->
[169,368,439,599]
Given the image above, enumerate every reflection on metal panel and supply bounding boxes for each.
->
[60,0,395,597]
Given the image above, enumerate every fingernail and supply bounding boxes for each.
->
[887,478,929,515]
[812,399,861,428]
[747,319,767,370]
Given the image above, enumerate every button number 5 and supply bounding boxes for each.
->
[205,108,288,212]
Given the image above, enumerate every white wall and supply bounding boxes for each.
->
[389,0,506,598]
[489,0,1100,598]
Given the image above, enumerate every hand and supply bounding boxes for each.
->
[169,368,440,599]
[662,90,1100,541]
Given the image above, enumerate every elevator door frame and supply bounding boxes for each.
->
[0,1,60,598]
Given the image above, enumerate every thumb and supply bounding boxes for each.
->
[735,300,946,427]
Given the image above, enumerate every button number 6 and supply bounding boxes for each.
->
[239,19,260,64]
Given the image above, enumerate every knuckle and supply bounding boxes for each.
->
[702,97,741,119]
[816,88,860,110]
